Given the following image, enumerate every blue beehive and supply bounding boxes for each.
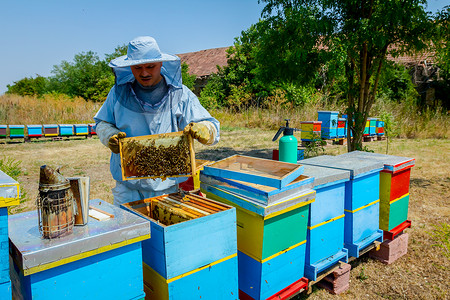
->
[9,200,150,300]
[301,155,384,258]
[73,124,88,136]
[318,111,339,139]
[58,124,73,136]
[301,165,350,281]
[368,117,378,136]
[122,193,238,299]
[26,125,43,138]
[337,118,347,138]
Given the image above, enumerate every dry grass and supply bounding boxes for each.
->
[1,132,448,299]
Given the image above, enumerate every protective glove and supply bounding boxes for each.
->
[108,132,127,154]
[184,122,211,145]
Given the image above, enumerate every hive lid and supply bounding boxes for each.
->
[201,182,315,217]
[338,151,415,173]
[8,199,150,275]
[301,155,383,178]
[202,155,304,189]
[0,170,20,207]
[302,165,350,188]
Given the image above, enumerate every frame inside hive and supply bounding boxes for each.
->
[119,131,196,181]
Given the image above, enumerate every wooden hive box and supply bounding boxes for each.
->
[201,181,315,300]
[43,124,58,137]
[368,117,378,136]
[122,192,238,299]
[88,123,96,135]
[26,125,43,138]
[201,155,304,189]
[376,120,385,135]
[302,165,350,281]
[9,125,25,139]
[300,121,322,141]
[318,111,339,139]
[337,118,347,138]
[339,151,415,232]
[0,125,6,138]
[301,155,384,258]
[73,124,88,136]
[8,200,150,300]
[58,124,73,136]
[119,131,197,181]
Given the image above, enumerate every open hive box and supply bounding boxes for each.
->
[121,191,237,286]
[119,131,201,181]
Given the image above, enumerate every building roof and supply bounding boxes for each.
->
[177,47,230,77]
[178,46,436,78]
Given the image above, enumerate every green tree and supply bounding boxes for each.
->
[259,0,434,151]
[50,51,112,101]
[6,75,48,97]
[181,62,197,91]
[433,5,449,109]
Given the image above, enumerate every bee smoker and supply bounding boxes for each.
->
[36,165,76,239]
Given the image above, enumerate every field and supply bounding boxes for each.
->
[1,131,449,299]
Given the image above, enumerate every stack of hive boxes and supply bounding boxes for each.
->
[200,155,315,300]
[122,193,238,299]
[300,121,322,142]
[317,111,339,139]
[338,151,415,236]
[0,170,20,300]
[337,118,347,138]
[363,119,370,136]
[376,120,385,137]
[368,118,378,136]
[301,165,350,281]
[301,155,384,258]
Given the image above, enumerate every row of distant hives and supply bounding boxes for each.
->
[300,111,385,142]
[0,124,96,140]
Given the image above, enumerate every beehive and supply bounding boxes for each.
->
[363,120,370,136]
[88,123,96,135]
[9,125,25,139]
[26,125,43,138]
[337,118,347,138]
[9,200,150,300]
[119,131,196,181]
[302,165,350,281]
[301,155,384,258]
[318,111,339,139]
[376,120,385,135]
[43,124,58,137]
[300,121,322,141]
[122,192,238,299]
[338,151,414,232]
[0,125,6,138]
[58,124,73,136]
[73,124,88,136]
[368,117,378,136]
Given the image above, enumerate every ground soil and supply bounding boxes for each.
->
[1,131,449,299]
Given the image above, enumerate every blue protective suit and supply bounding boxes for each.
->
[94,58,220,205]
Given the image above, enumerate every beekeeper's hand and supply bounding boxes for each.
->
[108,132,127,154]
[184,122,214,145]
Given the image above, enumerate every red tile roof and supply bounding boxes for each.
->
[177,47,230,77]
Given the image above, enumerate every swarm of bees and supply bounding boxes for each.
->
[121,135,192,178]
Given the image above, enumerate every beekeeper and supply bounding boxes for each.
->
[94,36,219,206]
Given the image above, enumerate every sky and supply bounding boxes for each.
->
[0,0,447,95]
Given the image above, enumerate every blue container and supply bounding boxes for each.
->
[318,111,339,139]
[58,124,73,136]
[238,243,306,300]
[9,200,150,300]
[73,124,88,136]
[143,255,238,300]
[301,155,384,258]
[0,281,11,300]
[0,208,9,286]
[302,165,350,280]
[26,125,43,138]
